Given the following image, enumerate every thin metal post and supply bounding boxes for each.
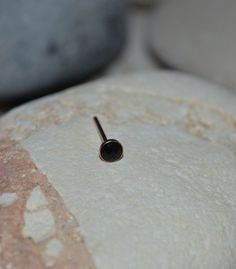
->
[93,116,107,142]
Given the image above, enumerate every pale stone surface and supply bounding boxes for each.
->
[1,72,236,268]
[45,239,63,258]
[23,209,56,243]
[43,239,64,267]
[26,185,48,211]
[150,0,236,91]
[0,193,18,207]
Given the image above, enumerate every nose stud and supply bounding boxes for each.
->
[93,116,123,162]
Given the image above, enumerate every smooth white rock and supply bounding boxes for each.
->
[150,0,236,91]
[1,71,236,269]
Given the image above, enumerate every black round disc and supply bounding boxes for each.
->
[100,139,123,162]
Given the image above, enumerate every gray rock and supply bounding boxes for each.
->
[149,0,236,92]
[0,0,126,101]
[107,7,158,75]
[129,0,158,6]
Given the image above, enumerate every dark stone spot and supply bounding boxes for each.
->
[47,43,59,55]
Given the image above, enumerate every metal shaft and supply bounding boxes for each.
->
[93,116,107,142]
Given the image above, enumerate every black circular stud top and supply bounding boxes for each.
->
[100,139,123,162]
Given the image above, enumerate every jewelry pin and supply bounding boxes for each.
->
[93,116,123,162]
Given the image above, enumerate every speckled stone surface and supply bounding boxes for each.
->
[1,72,236,268]
[150,0,236,91]
[0,139,95,269]
[0,0,126,102]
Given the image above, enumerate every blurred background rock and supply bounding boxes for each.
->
[0,0,236,115]
[149,0,236,91]
[0,0,126,105]
[106,6,158,75]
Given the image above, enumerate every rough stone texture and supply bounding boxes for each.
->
[0,139,95,269]
[150,0,236,91]
[1,71,236,268]
[107,7,158,75]
[0,0,126,102]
